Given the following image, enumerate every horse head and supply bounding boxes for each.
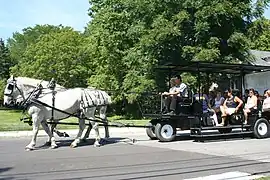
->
[3,76,38,107]
[3,75,21,107]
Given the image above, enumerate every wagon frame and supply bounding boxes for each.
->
[144,61,270,142]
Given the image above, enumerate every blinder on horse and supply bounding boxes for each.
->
[4,83,15,96]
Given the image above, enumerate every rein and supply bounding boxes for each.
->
[29,99,152,128]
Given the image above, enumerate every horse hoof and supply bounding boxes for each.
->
[70,144,77,148]
[94,142,101,147]
[51,145,58,149]
[25,147,34,151]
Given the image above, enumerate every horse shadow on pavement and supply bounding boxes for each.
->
[35,137,134,150]
[0,167,15,180]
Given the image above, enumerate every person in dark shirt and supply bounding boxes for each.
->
[219,88,243,126]
[193,87,219,126]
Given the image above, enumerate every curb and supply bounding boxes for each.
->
[0,127,147,138]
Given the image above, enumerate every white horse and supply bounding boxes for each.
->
[3,76,111,150]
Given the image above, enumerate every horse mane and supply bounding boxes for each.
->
[14,77,65,89]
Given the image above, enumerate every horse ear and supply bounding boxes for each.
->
[10,75,15,80]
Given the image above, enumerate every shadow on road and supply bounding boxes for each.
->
[35,137,132,150]
[0,167,15,180]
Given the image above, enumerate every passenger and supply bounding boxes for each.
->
[213,89,225,114]
[243,88,258,124]
[194,87,219,126]
[162,75,187,115]
[208,91,216,108]
[161,78,177,113]
[219,88,243,126]
[262,89,270,113]
[243,89,249,103]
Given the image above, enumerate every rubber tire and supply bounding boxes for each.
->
[146,122,157,140]
[253,118,270,139]
[155,121,176,142]
[218,128,232,134]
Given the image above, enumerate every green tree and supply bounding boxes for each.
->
[0,38,14,101]
[7,24,70,64]
[11,28,90,88]
[0,38,13,79]
[247,17,270,51]
[85,0,269,102]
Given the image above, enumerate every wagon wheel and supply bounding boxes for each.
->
[253,118,270,139]
[146,122,157,140]
[155,121,176,142]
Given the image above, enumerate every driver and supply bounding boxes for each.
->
[162,75,187,115]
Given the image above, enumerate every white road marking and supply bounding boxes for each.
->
[183,171,264,180]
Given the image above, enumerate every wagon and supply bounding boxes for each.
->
[143,61,270,142]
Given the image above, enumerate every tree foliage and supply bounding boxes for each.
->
[84,0,269,104]
[10,27,90,88]
[2,0,270,116]
[0,39,14,102]
[247,17,270,51]
[7,24,69,64]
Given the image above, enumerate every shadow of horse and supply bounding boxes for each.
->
[35,137,133,150]
[0,167,15,180]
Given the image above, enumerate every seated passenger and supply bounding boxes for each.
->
[213,89,225,113]
[162,75,187,115]
[194,88,219,126]
[262,89,270,113]
[242,89,249,103]
[161,78,177,113]
[219,88,243,126]
[243,88,258,125]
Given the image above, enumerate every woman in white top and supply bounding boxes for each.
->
[262,89,270,112]
[243,88,258,124]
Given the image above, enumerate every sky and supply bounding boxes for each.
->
[1,0,270,42]
[0,0,91,41]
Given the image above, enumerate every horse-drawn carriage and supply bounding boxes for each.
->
[3,61,270,151]
[143,61,270,142]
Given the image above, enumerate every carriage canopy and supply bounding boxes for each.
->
[156,61,270,74]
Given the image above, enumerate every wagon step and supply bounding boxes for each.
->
[190,124,252,131]
[190,131,253,138]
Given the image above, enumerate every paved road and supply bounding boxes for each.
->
[0,130,270,180]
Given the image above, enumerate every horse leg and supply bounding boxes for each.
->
[25,114,40,151]
[40,120,58,149]
[100,106,109,138]
[70,115,86,148]
[82,121,92,141]
[82,107,95,141]
[92,121,101,147]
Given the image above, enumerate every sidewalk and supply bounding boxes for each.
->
[0,127,147,138]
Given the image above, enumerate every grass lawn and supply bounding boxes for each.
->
[257,177,270,180]
[0,109,150,131]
